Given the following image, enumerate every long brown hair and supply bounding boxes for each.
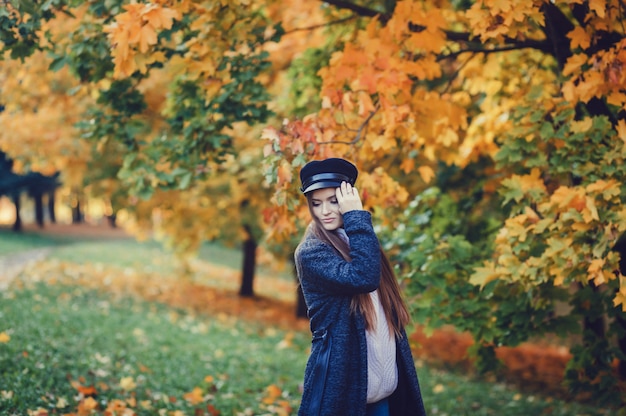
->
[301,198,411,337]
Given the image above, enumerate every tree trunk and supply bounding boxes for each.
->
[238,226,257,297]
[617,313,626,380]
[107,213,117,228]
[12,193,21,232]
[72,197,82,224]
[34,192,44,228]
[47,191,56,223]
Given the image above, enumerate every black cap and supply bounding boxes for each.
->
[300,158,358,194]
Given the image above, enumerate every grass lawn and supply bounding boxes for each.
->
[0,227,74,254]
[0,227,621,415]
[0,281,307,415]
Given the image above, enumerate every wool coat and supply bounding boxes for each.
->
[295,210,427,416]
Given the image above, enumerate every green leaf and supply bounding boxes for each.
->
[48,55,67,72]
[178,171,192,190]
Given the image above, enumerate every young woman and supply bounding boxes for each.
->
[295,158,427,416]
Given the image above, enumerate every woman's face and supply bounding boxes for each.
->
[309,187,343,231]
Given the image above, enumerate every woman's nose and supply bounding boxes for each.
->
[321,202,330,214]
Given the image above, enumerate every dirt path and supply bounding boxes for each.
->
[0,248,51,290]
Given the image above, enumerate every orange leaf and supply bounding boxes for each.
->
[567,26,590,50]
[563,54,587,77]
[207,404,221,416]
[184,387,205,405]
[400,158,415,175]
[142,6,180,29]
[418,166,435,183]
[262,384,282,404]
[277,162,293,186]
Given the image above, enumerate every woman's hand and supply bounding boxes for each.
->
[336,181,363,214]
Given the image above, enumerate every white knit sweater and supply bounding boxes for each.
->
[336,228,398,403]
[365,290,398,403]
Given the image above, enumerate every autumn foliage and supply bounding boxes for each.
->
[1,0,626,404]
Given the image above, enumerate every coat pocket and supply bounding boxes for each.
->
[307,328,332,416]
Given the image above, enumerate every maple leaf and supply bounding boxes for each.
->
[567,26,591,50]
[589,0,606,18]
[184,387,205,405]
[77,397,98,415]
[135,24,158,54]
[119,376,136,391]
[142,5,180,30]
[615,120,626,144]
[570,117,593,133]
[400,158,415,175]
[70,380,98,396]
[469,263,499,288]
[277,161,293,186]
[563,54,588,77]
[614,277,626,311]
[418,165,435,183]
[262,384,282,404]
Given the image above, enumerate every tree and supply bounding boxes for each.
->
[0,152,60,230]
[4,0,626,401]
[262,0,626,404]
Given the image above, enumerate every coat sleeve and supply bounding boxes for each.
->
[296,210,381,296]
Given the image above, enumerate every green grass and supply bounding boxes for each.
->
[0,282,309,415]
[0,230,621,415]
[1,228,290,279]
[0,228,73,255]
[0,282,617,415]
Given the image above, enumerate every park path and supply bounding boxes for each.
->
[0,248,51,290]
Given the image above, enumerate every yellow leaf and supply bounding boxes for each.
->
[613,277,626,311]
[470,263,499,288]
[616,120,626,144]
[142,6,180,30]
[277,161,293,186]
[589,0,606,17]
[370,134,395,151]
[418,165,435,183]
[570,117,593,133]
[433,383,445,393]
[563,54,587,77]
[550,265,566,286]
[80,397,98,412]
[583,196,599,223]
[119,376,136,391]
[263,384,282,404]
[400,158,415,175]
[260,126,280,142]
[184,387,204,405]
[55,397,68,408]
[0,332,10,343]
[567,26,590,50]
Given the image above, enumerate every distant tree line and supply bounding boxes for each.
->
[0,150,60,231]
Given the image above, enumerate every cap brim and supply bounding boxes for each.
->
[302,180,342,195]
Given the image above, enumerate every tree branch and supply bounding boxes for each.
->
[321,0,384,19]
[437,40,551,61]
[283,15,358,36]
[318,103,381,145]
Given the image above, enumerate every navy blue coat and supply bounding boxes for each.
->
[295,210,427,416]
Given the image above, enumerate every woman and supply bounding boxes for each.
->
[295,158,427,416]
